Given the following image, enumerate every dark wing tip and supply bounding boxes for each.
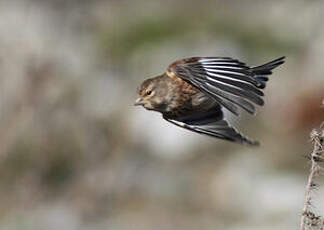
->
[242,138,260,146]
[271,56,285,67]
[224,126,260,146]
[252,56,286,73]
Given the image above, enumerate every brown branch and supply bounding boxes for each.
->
[300,124,324,230]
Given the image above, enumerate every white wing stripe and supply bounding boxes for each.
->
[205,74,251,84]
[205,77,244,90]
[200,62,243,65]
[200,63,244,67]
[204,68,245,76]
[199,58,234,62]
[203,66,244,70]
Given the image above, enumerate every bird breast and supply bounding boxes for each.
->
[162,77,215,118]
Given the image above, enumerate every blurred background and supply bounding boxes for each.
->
[0,0,324,229]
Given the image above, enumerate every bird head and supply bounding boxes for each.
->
[134,77,168,112]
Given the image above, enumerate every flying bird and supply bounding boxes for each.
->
[134,56,285,145]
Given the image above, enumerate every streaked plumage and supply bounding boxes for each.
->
[135,56,285,145]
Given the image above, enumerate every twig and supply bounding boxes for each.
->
[300,124,324,230]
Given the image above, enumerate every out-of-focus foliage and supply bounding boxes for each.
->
[0,0,323,229]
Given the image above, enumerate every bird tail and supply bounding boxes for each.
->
[251,56,285,89]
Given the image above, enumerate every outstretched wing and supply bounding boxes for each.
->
[163,107,259,146]
[167,56,285,116]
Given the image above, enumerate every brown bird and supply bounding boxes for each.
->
[134,56,285,145]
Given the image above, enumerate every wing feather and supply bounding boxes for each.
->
[163,111,259,146]
[167,56,284,115]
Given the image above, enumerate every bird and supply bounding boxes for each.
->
[134,56,285,146]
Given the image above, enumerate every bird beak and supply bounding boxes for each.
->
[134,98,144,106]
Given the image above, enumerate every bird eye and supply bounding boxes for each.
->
[146,90,152,96]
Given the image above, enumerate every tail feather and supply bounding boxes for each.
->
[251,56,285,89]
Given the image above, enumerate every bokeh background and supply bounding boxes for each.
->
[0,0,324,229]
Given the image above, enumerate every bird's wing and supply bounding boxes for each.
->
[166,56,284,115]
[163,107,259,146]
